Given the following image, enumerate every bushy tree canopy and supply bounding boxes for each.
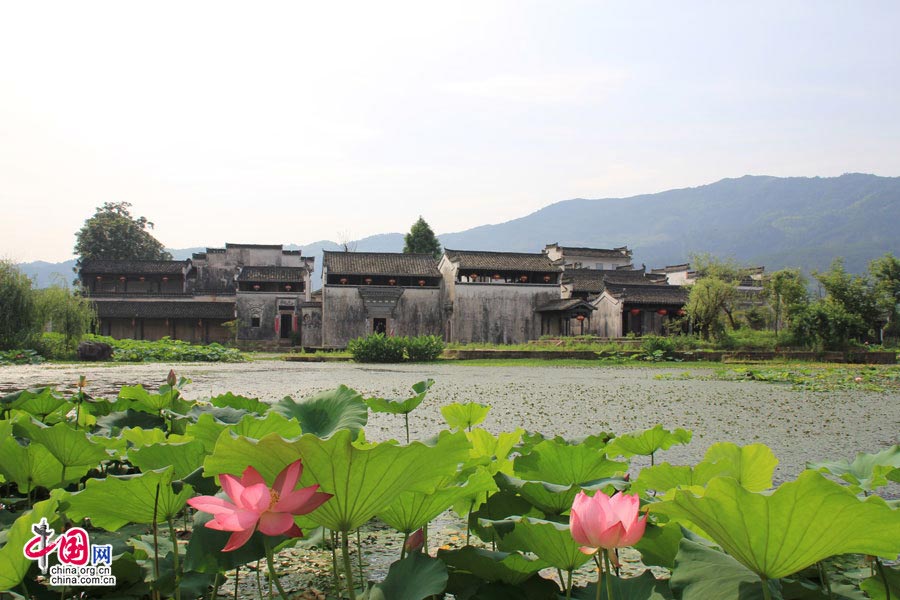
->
[75,202,172,265]
[35,285,97,352]
[0,260,39,350]
[403,217,442,258]
[764,268,808,335]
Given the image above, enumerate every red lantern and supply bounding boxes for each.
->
[676,309,687,317]
[657,309,668,316]
[519,275,528,283]
[575,314,585,322]
[339,277,348,285]
[162,276,169,282]
[119,276,126,282]
[388,278,397,286]
[492,274,501,280]
[364,277,373,285]
[543,275,551,283]
[96,275,102,281]
[470,273,478,280]
[418,279,426,286]
[139,276,145,282]
[253,284,261,291]
[285,285,292,291]
[630,308,641,316]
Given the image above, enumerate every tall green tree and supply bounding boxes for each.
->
[75,202,172,266]
[813,258,882,339]
[685,276,735,340]
[403,217,442,258]
[0,260,39,350]
[869,253,900,339]
[764,268,808,335]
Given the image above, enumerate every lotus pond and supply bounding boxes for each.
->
[0,361,898,599]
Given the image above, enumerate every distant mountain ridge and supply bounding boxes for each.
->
[18,173,900,288]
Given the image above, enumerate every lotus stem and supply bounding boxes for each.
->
[264,539,290,600]
[168,517,181,600]
[211,572,221,600]
[356,528,365,588]
[342,530,358,600]
[565,569,573,599]
[761,577,773,600]
[330,530,341,595]
[152,483,161,600]
[603,550,615,600]
[401,531,409,560]
[255,559,263,600]
[816,561,832,598]
[404,413,410,444]
[594,554,602,600]
[876,558,891,600]
[423,523,429,555]
[233,566,239,600]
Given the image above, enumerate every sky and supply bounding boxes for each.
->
[2,1,899,263]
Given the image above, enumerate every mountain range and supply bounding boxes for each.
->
[18,173,900,288]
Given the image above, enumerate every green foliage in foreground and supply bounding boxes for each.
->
[83,334,245,362]
[0,377,898,599]
[348,333,444,363]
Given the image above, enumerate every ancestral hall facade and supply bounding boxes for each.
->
[81,242,695,347]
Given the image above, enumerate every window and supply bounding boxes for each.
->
[373,318,387,334]
[251,316,261,328]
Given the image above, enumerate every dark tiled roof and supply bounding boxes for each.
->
[323,251,440,277]
[444,250,560,272]
[237,266,307,282]
[604,283,689,306]
[553,245,631,258]
[80,260,189,276]
[94,300,235,320]
[650,263,691,274]
[226,243,284,250]
[535,298,597,312]
[562,268,661,293]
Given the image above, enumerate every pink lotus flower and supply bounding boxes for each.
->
[188,460,331,551]
[570,491,646,555]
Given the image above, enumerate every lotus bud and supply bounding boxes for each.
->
[77,375,87,389]
[167,369,177,387]
[404,528,425,554]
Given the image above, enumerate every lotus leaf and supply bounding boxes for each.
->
[469,489,544,545]
[64,467,193,531]
[669,539,774,600]
[437,546,548,585]
[441,402,490,431]
[655,471,900,580]
[25,421,109,478]
[0,429,64,491]
[366,552,448,600]
[480,515,591,572]
[11,388,70,421]
[365,378,434,414]
[513,438,626,485]
[184,413,227,453]
[272,385,368,438]
[633,522,685,570]
[129,440,206,480]
[208,392,269,415]
[809,445,900,494]
[860,563,900,600]
[229,411,302,440]
[495,472,625,515]
[607,425,692,459]
[0,498,59,591]
[467,428,523,475]
[379,468,495,534]
[570,570,674,600]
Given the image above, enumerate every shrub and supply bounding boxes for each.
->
[0,349,44,365]
[348,333,406,363]
[404,335,445,362]
[82,335,245,362]
[0,260,39,350]
[640,335,675,356]
[789,300,868,351]
[35,332,78,360]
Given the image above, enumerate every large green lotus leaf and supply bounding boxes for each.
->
[366,552,448,600]
[570,570,674,600]
[129,440,206,480]
[121,426,171,447]
[655,471,900,580]
[0,433,64,491]
[469,490,544,545]
[480,516,591,572]
[64,467,193,531]
[0,498,59,592]
[809,445,900,494]
[297,429,472,531]
[95,408,166,436]
[495,472,625,515]
[632,443,777,496]
[186,405,248,425]
[184,413,227,453]
[272,385,368,438]
[182,509,268,573]
[437,546,548,586]
[208,392,269,415]
[24,421,108,473]
[670,539,775,600]
[889,467,900,483]
[118,384,168,413]
[607,425,692,458]
[513,438,626,485]
[441,402,490,431]
[781,578,868,600]
[860,564,900,600]
[203,431,304,483]
[378,468,495,533]
[229,411,302,440]
[467,428,523,475]
[365,379,434,415]
[633,522,685,570]
[694,442,778,492]
[11,388,71,420]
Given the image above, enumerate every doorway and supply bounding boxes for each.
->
[280,314,292,339]
[373,318,387,334]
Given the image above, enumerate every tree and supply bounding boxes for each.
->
[869,253,900,339]
[0,260,39,350]
[75,202,172,266]
[764,269,808,335]
[790,300,867,351]
[813,258,881,340]
[685,276,735,340]
[35,283,97,353]
[403,217,442,258]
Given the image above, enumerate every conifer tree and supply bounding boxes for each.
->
[403,216,442,258]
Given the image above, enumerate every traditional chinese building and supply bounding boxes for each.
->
[543,244,633,270]
[321,251,443,347]
[593,283,689,337]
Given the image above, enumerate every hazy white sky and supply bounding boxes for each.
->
[2,1,899,262]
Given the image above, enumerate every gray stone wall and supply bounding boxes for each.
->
[300,304,322,347]
[449,284,559,344]
[593,294,623,337]
[236,293,279,341]
[322,286,443,348]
